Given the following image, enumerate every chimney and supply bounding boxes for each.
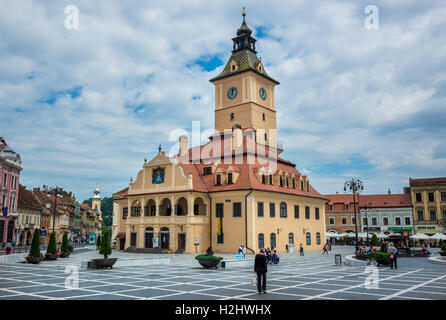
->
[232,125,243,150]
[388,188,391,195]
[179,135,188,157]
[403,187,410,194]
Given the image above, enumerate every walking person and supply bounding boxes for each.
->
[242,245,246,259]
[254,248,268,294]
[299,243,304,256]
[322,243,329,255]
[388,242,398,269]
[5,241,12,255]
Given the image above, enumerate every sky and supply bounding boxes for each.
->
[1,0,446,201]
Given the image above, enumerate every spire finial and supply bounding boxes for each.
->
[158,144,162,153]
[242,7,246,21]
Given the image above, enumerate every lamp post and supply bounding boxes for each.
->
[43,185,63,234]
[344,178,363,253]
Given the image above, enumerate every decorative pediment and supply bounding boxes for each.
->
[145,152,172,167]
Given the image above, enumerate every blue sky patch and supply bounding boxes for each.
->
[194,55,224,72]
[40,86,83,105]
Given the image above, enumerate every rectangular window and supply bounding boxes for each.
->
[216,174,221,185]
[342,217,347,225]
[292,179,295,189]
[227,172,233,184]
[261,174,266,184]
[328,205,333,211]
[441,192,446,202]
[363,217,367,226]
[430,210,437,221]
[416,193,422,202]
[301,181,304,190]
[286,177,289,187]
[405,217,411,225]
[269,203,275,218]
[3,173,7,187]
[383,217,389,225]
[315,208,320,220]
[395,217,401,225]
[123,207,128,220]
[443,210,446,221]
[269,175,273,185]
[203,167,212,175]
[257,202,264,217]
[329,217,334,225]
[151,205,156,216]
[294,205,299,219]
[233,202,242,217]
[344,205,350,210]
[305,206,310,219]
[279,176,283,187]
[372,217,377,226]
[352,217,356,225]
[417,211,424,221]
[428,192,435,202]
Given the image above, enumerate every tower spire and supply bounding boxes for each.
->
[242,7,246,21]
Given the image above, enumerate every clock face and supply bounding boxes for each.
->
[227,87,238,100]
[259,87,267,101]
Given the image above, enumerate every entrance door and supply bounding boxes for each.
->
[160,232,169,249]
[177,233,186,251]
[120,238,125,250]
[130,232,137,247]
[145,232,154,248]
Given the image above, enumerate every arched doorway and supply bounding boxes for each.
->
[175,197,188,216]
[159,199,172,216]
[160,227,169,249]
[144,227,154,248]
[193,197,207,216]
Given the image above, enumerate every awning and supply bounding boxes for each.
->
[116,232,126,239]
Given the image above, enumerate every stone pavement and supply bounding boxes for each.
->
[0,246,445,300]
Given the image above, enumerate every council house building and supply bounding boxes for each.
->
[113,11,328,254]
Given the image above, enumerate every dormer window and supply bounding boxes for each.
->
[269,174,273,185]
[279,176,283,187]
[216,174,221,186]
[301,181,304,190]
[228,172,233,184]
[292,178,295,189]
[230,113,234,121]
[261,174,266,184]
[286,177,289,187]
[203,166,212,175]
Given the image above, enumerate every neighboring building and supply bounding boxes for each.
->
[325,194,361,235]
[113,12,328,254]
[79,187,102,242]
[111,199,120,245]
[17,185,43,246]
[359,191,413,236]
[0,137,23,246]
[325,191,414,237]
[409,177,446,235]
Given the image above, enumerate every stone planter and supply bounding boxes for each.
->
[197,258,221,269]
[91,258,118,269]
[26,256,43,264]
[60,251,70,258]
[45,253,58,261]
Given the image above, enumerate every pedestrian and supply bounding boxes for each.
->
[254,248,268,294]
[242,245,246,259]
[5,241,11,255]
[388,242,398,269]
[322,243,329,255]
[299,243,304,256]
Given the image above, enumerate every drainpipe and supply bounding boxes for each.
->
[245,189,254,254]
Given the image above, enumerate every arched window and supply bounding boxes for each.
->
[230,113,234,121]
[288,232,294,245]
[280,202,287,218]
[258,233,264,249]
[270,233,276,248]
[316,232,321,245]
[306,232,311,245]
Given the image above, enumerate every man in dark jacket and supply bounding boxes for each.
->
[254,248,268,294]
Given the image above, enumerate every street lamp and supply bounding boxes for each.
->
[344,178,364,253]
[43,185,63,234]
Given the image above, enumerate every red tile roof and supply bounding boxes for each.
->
[325,193,412,208]
[409,177,446,186]
[18,185,43,210]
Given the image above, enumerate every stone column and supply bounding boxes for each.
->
[185,225,192,254]
[169,224,175,252]
[187,195,194,216]
[138,224,144,248]
[124,224,130,249]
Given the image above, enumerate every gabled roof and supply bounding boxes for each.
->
[18,185,43,211]
[325,193,412,208]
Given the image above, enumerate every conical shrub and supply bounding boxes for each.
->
[29,228,41,258]
[99,229,111,259]
[61,232,69,253]
[46,232,57,255]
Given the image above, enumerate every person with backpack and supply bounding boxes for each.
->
[299,243,304,256]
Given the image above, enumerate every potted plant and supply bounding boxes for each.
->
[91,228,117,268]
[439,243,446,257]
[60,232,70,258]
[195,247,223,269]
[26,228,43,264]
[45,232,58,260]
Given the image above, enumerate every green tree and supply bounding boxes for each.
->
[370,233,378,246]
[29,228,41,258]
[99,228,112,259]
[96,234,102,249]
[46,232,57,255]
[61,232,69,253]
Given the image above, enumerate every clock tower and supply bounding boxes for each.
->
[210,9,280,152]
